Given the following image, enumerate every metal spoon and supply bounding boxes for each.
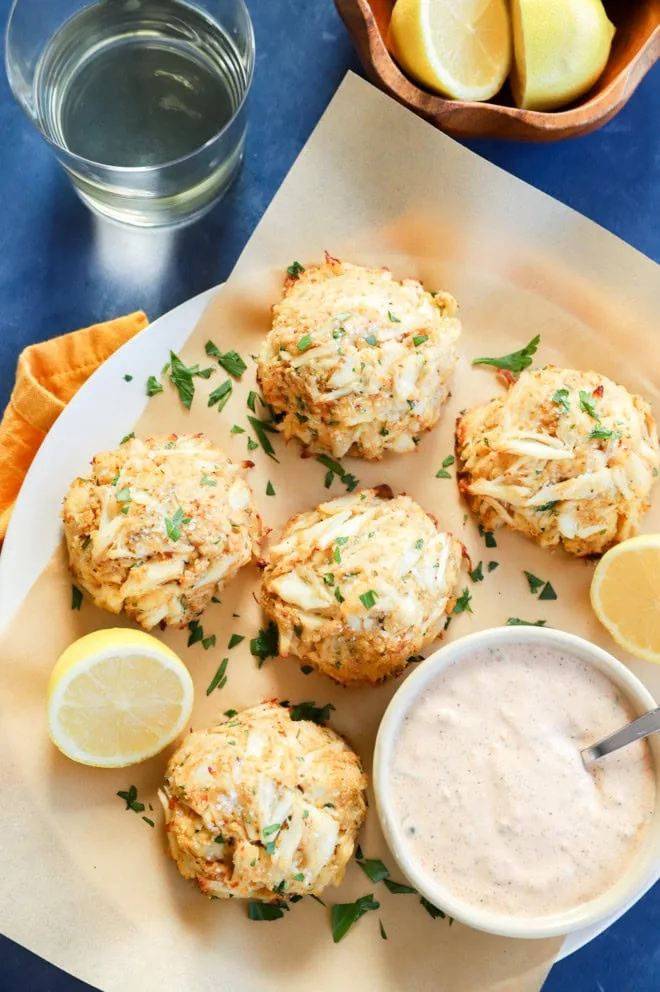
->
[581,706,660,765]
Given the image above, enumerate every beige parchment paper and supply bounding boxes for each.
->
[2,72,660,992]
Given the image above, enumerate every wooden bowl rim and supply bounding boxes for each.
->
[342,0,660,130]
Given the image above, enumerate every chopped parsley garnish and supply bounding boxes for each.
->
[420,897,447,921]
[115,486,131,503]
[117,784,145,813]
[205,341,247,378]
[334,587,345,604]
[187,620,204,646]
[293,873,305,883]
[250,622,279,667]
[364,333,377,346]
[165,507,191,542]
[387,311,401,323]
[359,590,378,610]
[208,379,232,413]
[539,581,557,601]
[524,571,545,594]
[331,894,380,943]
[478,523,497,548]
[383,879,417,895]
[316,454,359,494]
[247,437,259,451]
[206,657,228,695]
[200,474,217,486]
[247,390,259,413]
[231,424,245,434]
[287,700,335,724]
[588,426,618,441]
[142,817,155,828]
[332,327,345,339]
[247,903,285,921]
[169,351,199,410]
[146,375,164,397]
[297,334,313,352]
[263,823,281,837]
[379,920,388,940]
[579,389,600,420]
[123,374,133,382]
[228,634,245,649]
[301,665,314,675]
[452,588,472,615]
[119,432,135,445]
[357,859,390,883]
[224,709,238,718]
[536,501,558,513]
[266,480,276,496]
[323,573,335,586]
[287,261,305,279]
[415,538,424,550]
[412,334,428,347]
[202,635,216,650]
[247,415,279,461]
[469,561,484,582]
[487,561,499,573]
[507,618,547,627]
[214,833,226,844]
[71,584,83,611]
[472,335,540,379]
[435,468,451,479]
[552,387,570,414]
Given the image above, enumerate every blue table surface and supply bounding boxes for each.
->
[1,0,658,988]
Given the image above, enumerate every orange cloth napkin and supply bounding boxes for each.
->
[0,311,148,542]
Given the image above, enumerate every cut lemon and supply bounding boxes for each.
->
[590,535,660,664]
[389,0,511,102]
[47,628,194,767]
[510,0,615,111]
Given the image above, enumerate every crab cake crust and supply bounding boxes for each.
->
[160,702,367,900]
[261,488,465,686]
[456,367,660,557]
[257,257,461,460]
[62,433,263,629]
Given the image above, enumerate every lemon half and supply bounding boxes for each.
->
[510,0,615,111]
[590,535,660,664]
[47,628,194,767]
[390,0,511,103]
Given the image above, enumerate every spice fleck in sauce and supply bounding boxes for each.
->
[391,643,655,917]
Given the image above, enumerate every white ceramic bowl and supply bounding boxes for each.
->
[373,626,660,939]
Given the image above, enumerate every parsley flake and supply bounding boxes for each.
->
[487,561,499,572]
[208,380,232,413]
[331,895,380,943]
[287,700,335,724]
[146,375,163,397]
[469,561,484,582]
[589,426,619,441]
[205,341,247,378]
[117,784,145,813]
[478,523,497,548]
[228,634,245,649]
[119,432,135,445]
[472,335,540,379]
[297,334,312,352]
[266,480,276,496]
[200,474,217,486]
[71,585,83,610]
[250,623,279,667]
[539,581,557,601]
[579,389,600,420]
[359,590,378,610]
[524,571,545,594]
[287,261,305,279]
[387,311,401,323]
[453,588,473,615]
[206,657,228,695]
[412,334,428,347]
[247,415,279,461]
[231,425,245,434]
[247,903,284,922]
[507,618,547,627]
[383,879,417,895]
[552,387,570,414]
[165,507,190,542]
[357,859,390,883]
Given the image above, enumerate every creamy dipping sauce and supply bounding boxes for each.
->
[391,643,656,917]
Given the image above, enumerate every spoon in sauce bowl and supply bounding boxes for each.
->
[582,706,660,765]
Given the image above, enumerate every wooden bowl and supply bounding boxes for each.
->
[334,0,660,141]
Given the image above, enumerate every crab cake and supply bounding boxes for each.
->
[261,488,465,686]
[257,257,461,459]
[456,366,660,557]
[160,702,367,900]
[62,433,263,629]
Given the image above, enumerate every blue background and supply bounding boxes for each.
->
[0,0,658,988]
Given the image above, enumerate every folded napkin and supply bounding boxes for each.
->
[0,311,148,542]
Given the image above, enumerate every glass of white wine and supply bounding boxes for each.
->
[5,0,255,227]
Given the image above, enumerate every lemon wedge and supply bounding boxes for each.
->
[389,0,511,102]
[590,536,660,664]
[46,628,194,767]
[510,0,615,111]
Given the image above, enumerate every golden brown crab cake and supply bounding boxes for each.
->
[456,366,660,556]
[62,433,263,629]
[257,257,461,460]
[260,488,465,687]
[159,702,367,901]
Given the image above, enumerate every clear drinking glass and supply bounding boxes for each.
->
[5,0,255,227]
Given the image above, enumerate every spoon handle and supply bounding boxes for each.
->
[581,706,660,765]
